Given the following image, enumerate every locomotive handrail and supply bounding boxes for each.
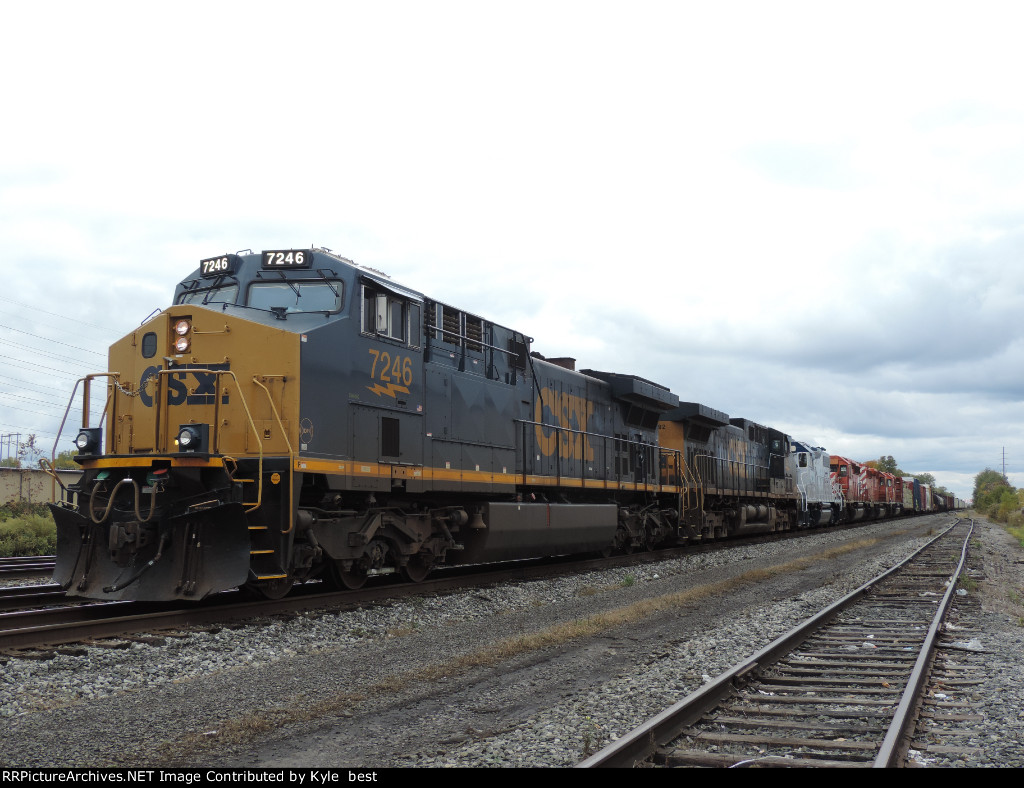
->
[514,418,670,492]
[425,323,518,357]
[148,368,266,512]
[690,460,704,516]
[252,375,295,535]
[46,373,117,504]
[690,453,770,501]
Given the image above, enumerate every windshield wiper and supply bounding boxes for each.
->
[202,274,240,305]
[274,271,301,298]
[314,268,340,297]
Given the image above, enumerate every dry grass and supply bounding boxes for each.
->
[150,535,880,762]
[154,691,367,757]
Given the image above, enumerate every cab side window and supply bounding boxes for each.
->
[361,284,421,348]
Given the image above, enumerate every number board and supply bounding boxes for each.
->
[199,254,239,278]
[262,250,312,269]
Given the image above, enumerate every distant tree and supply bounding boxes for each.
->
[974,468,1013,512]
[52,450,79,470]
[875,455,905,475]
[17,435,41,469]
[0,457,18,468]
[996,489,1020,521]
[913,472,937,487]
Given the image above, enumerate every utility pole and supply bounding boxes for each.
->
[1003,446,1008,481]
[1,433,19,465]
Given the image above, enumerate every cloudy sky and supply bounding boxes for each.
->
[2,1,1022,500]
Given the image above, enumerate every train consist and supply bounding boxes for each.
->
[47,248,964,601]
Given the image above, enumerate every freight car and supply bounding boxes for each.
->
[45,248,948,602]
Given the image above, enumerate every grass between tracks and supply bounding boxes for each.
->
[0,502,55,556]
[150,536,880,763]
[1006,522,1024,549]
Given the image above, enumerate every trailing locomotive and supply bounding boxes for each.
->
[46,248,957,602]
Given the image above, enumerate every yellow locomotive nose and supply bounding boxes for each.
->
[54,274,303,600]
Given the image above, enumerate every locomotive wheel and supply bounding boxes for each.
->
[245,577,294,600]
[401,553,433,583]
[333,564,368,590]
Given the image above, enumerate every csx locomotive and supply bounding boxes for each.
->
[46,248,937,602]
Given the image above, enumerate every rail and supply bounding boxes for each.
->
[873,518,974,766]
[578,518,972,768]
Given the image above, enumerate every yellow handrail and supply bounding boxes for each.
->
[251,375,295,534]
[65,368,269,514]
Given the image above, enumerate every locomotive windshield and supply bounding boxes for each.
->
[248,280,343,314]
[176,284,239,306]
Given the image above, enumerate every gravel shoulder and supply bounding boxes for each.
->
[2,514,1020,768]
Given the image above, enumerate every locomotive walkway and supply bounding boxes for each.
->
[578,519,975,768]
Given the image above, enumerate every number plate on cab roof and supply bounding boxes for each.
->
[199,254,239,277]
[262,249,311,269]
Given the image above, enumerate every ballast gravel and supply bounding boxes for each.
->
[1,515,1021,768]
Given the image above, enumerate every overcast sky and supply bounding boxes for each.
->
[2,1,1022,500]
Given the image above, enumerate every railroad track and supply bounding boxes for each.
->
[0,518,946,658]
[0,583,67,612]
[0,544,713,654]
[579,518,974,768]
[0,524,871,653]
[0,555,56,579]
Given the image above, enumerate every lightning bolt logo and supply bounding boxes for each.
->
[367,382,410,399]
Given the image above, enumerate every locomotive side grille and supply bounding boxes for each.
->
[465,316,483,352]
[439,305,460,345]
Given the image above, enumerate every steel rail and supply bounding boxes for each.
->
[577,518,968,768]
[0,556,56,577]
[872,518,974,766]
[0,584,67,612]
[0,545,733,651]
[0,524,864,652]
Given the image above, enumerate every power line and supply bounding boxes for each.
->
[0,296,115,332]
[0,388,103,411]
[0,423,67,442]
[0,323,106,357]
[0,353,102,380]
[0,338,105,369]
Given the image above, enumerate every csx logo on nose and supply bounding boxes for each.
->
[139,364,230,407]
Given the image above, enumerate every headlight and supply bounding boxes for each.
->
[74,428,102,454]
[176,424,209,453]
[174,319,191,336]
[174,336,190,353]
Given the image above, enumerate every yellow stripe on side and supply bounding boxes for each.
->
[293,456,679,495]
[80,454,680,495]
[81,456,227,470]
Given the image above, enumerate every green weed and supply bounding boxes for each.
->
[0,510,56,556]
